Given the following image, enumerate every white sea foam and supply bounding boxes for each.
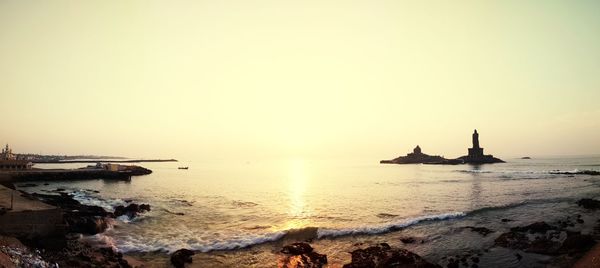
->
[98,212,465,254]
[317,212,466,238]
[70,190,125,211]
[112,231,288,253]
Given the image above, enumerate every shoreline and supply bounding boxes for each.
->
[4,186,600,267]
[32,159,178,164]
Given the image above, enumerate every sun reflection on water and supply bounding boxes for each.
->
[282,158,312,230]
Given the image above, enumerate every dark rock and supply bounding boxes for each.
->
[577,198,600,209]
[501,218,512,222]
[30,238,133,268]
[380,145,450,164]
[281,242,314,255]
[447,259,459,268]
[65,216,109,235]
[400,237,416,244]
[20,183,38,187]
[279,251,328,268]
[113,203,151,218]
[279,242,327,268]
[465,226,493,236]
[524,238,560,255]
[510,222,554,233]
[515,253,522,260]
[494,231,529,249]
[558,233,595,254]
[171,249,195,268]
[343,243,440,268]
[30,192,113,235]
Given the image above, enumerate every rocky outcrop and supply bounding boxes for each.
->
[380,146,450,164]
[65,216,110,235]
[20,235,134,268]
[113,203,151,219]
[279,242,327,268]
[577,198,600,209]
[281,242,314,255]
[510,221,555,233]
[29,192,112,235]
[29,191,150,235]
[558,233,595,254]
[171,249,195,268]
[464,226,494,236]
[494,221,596,256]
[343,243,440,268]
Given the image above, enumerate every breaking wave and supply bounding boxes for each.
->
[104,212,465,253]
[316,212,466,238]
[455,169,599,176]
[104,196,580,253]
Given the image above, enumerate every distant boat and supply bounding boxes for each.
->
[178,167,189,170]
[521,157,532,159]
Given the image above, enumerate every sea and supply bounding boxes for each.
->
[17,156,600,267]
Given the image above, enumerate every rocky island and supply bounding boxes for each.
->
[457,130,504,164]
[380,146,454,164]
[381,129,504,165]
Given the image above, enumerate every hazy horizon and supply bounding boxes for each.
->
[2,0,599,160]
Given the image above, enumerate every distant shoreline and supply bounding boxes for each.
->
[32,159,178,164]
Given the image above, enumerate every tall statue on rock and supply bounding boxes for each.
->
[459,129,504,164]
[472,130,480,149]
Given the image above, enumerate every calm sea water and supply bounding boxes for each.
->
[22,156,600,267]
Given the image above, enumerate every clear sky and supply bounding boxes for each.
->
[1,0,599,160]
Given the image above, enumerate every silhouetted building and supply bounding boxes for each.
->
[0,144,33,170]
[1,144,15,160]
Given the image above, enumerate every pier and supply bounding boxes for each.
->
[0,165,152,183]
[0,184,64,237]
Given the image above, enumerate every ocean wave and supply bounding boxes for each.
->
[466,197,575,216]
[456,170,493,174]
[69,190,127,211]
[316,212,466,238]
[114,231,288,253]
[455,169,600,176]
[549,169,600,175]
[103,196,577,254]
[107,212,465,253]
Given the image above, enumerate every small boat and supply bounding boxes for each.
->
[178,167,189,170]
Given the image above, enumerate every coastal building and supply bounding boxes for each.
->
[0,144,33,170]
[1,144,15,160]
[458,130,504,164]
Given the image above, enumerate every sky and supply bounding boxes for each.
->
[1,0,599,160]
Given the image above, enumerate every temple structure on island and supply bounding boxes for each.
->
[457,130,504,164]
[380,145,449,164]
[380,129,504,165]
